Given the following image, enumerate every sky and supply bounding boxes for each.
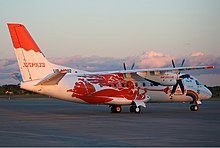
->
[0,0,220,86]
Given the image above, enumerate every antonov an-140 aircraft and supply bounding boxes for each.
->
[7,23,214,113]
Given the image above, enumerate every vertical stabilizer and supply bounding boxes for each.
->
[8,24,54,81]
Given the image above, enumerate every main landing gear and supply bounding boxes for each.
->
[111,105,122,113]
[130,105,141,113]
[110,105,141,113]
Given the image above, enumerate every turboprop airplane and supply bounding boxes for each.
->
[7,23,214,113]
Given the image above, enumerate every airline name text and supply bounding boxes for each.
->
[23,62,45,67]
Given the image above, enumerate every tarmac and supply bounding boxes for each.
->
[0,98,219,147]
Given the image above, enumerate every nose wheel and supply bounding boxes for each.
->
[190,105,198,111]
[130,105,141,113]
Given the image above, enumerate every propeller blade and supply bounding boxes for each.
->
[178,79,185,94]
[171,83,178,94]
[123,62,126,70]
[131,63,135,70]
[171,59,185,94]
[172,59,175,68]
[181,59,185,67]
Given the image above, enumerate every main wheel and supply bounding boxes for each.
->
[190,105,198,111]
[135,107,141,113]
[111,105,122,113]
[130,105,136,113]
[130,106,141,113]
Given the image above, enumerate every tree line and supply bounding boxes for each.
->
[0,84,37,95]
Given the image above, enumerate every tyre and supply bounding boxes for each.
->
[194,105,198,111]
[190,105,198,111]
[135,107,141,113]
[111,105,121,113]
[130,106,136,113]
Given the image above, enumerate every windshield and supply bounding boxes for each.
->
[195,80,201,85]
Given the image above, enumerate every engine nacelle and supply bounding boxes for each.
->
[137,72,177,86]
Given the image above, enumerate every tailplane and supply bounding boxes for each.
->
[8,24,62,82]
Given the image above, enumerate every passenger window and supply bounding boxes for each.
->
[135,82,138,87]
[109,84,112,87]
[121,83,125,87]
[143,82,146,87]
[114,83,117,87]
[150,71,154,75]
[126,83,129,87]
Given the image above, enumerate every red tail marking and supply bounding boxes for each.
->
[7,24,42,53]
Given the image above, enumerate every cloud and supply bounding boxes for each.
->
[191,52,204,57]
[0,51,219,86]
[48,51,219,72]
[187,52,218,67]
[135,51,174,68]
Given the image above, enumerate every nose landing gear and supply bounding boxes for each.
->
[190,104,198,111]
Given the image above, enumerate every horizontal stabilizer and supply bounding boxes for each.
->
[9,72,23,82]
[35,70,67,85]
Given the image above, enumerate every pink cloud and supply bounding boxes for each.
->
[188,52,217,66]
[136,51,174,68]
[191,52,205,57]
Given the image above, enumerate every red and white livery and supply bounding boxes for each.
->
[7,23,214,113]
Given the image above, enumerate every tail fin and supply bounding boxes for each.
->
[7,23,55,81]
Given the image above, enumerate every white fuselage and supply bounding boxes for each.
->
[20,73,212,105]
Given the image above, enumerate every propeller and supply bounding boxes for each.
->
[181,59,185,67]
[123,62,135,70]
[123,62,127,70]
[171,59,185,68]
[131,63,135,70]
[172,59,176,68]
[171,59,186,94]
[171,79,185,94]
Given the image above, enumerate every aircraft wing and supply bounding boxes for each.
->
[91,65,214,75]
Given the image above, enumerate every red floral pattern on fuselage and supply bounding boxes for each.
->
[67,73,148,104]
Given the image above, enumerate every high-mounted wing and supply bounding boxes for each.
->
[91,65,214,75]
[82,65,214,86]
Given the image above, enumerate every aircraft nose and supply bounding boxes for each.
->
[204,87,212,99]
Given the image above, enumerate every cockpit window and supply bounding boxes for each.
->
[179,74,190,79]
[195,80,201,85]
